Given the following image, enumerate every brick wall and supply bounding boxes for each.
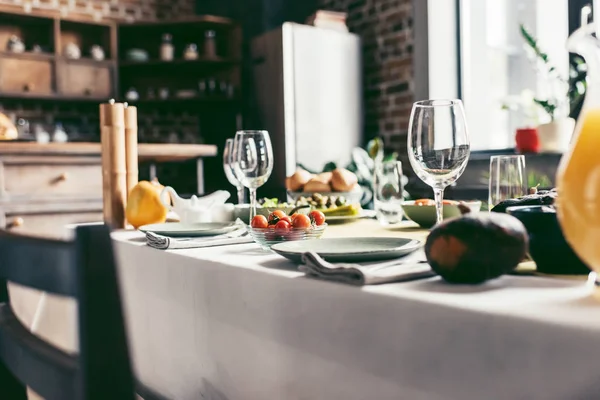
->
[0,0,194,21]
[316,0,414,157]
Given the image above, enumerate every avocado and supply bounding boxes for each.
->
[425,212,528,284]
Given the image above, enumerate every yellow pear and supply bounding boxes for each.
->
[126,180,168,229]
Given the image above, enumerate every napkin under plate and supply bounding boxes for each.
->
[299,249,435,285]
[146,227,251,250]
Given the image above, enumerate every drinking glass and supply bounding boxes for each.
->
[232,130,273,220]
[488,155,526,207]
[374,161,404,225]
[408,99,471,225]
[223,138,245,204]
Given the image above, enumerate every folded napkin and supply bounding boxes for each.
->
[146,227,252,250]
[299,249,435,285]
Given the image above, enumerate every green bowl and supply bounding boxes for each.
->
[402,200,482,228]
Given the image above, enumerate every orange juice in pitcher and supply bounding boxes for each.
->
[556,22,600,287]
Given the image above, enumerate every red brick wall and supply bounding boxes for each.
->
[316,0,414,156]
[0,0,194,21]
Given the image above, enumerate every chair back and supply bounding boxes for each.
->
[0,225,135,400]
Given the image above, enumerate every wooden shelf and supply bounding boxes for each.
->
[119,15,238,28]
[0,51,55,61]
[0,91,111,102]
[57,57,116,67]
[0,142,218,162]
[118,57,239,68]
[125,96,237,105]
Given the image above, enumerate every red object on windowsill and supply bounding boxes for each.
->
[515,127,540,153]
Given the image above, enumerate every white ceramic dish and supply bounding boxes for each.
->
[287,189,367,205]
[139,222,239,237]
[272,237,423,263]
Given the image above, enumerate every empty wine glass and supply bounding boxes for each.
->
[232,130,273,220]
[223,138,246,204]
[488,155,526,207]
[407,99,470,225]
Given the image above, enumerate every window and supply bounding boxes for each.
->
[460,0,570,150]
[416,0,575,150]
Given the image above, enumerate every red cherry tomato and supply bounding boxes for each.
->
[279,215,292,225]
[250,215,269,229]
[268,210,287,224]
[275,220,291,229]
[291,214,311,229]
[309,210,326,226]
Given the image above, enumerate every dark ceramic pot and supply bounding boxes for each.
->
[507,205,590,275]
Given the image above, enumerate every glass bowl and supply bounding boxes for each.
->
[248,224,327,250]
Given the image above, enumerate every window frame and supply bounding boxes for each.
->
[413,0,591,151]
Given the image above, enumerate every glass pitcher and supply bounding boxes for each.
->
[556,21,600,292]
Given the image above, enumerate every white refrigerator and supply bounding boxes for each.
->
[251,22,363,196]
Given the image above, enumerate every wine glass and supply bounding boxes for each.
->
[223,138,246,204]
[232,130,273,220]
[407,99,470,225]
[488,155,526,208]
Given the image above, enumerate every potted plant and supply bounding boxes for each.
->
[502,89,542,153]
[506,25,587,153]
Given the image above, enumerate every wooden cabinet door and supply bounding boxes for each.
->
[0,58,53,94]
[57,62,112,98]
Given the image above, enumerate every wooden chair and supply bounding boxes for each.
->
[0,225,135,400]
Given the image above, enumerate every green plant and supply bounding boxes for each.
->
[480,169,552,189]
[519,24,587,121]
[527,170,553,188]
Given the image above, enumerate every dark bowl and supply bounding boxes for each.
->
[506,205,589,275]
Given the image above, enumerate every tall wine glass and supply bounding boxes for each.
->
[223,138,246,204]
[232,130,273,220]
[407,99,470,225]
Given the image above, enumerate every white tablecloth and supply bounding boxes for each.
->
[109,223,600,400]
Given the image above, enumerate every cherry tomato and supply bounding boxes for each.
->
[291,213,311,229]
[275,220,291,229]
[309,210,326,226]
[279,215,292,225]
[250,215,269,229]
[268,210,287,224]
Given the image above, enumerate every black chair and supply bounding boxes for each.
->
[0,225,135,400]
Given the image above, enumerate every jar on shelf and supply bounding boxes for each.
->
[204,30,217,58]
[161,33,174,61]
[183,43,199,60]
[198,80,207,97]
[207,78,217,95]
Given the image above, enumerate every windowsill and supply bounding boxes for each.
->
[469,149,563,161]
[406,149,562,201]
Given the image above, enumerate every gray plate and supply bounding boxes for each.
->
[271,237,422,263]
[139,222,239,237]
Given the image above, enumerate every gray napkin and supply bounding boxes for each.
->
[146,228,252,250]
[299,249,435,285]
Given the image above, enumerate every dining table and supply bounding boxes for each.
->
[10,218,600,400]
